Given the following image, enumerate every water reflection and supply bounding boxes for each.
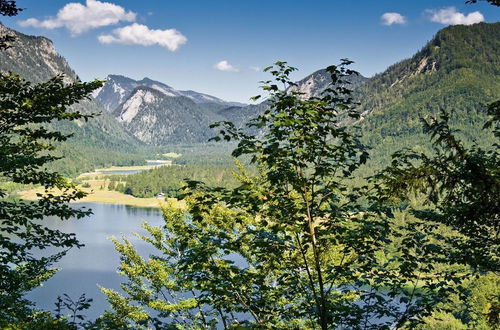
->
[26,202,164,320]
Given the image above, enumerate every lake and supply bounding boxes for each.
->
[25,203,403,326]
[26,203,164,321]
[95,160,172,175]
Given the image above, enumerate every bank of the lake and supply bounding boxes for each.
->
[18,160,180,208]
[78,159,172,177]
[18,179,163,208]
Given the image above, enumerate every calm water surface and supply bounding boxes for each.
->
[101,160,170,175]
[26,202,402,325]
[26,203,164,320]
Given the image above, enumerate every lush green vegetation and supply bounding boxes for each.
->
[357,22,499,169]
[1,1,498,328]
[101,61,499,329]
[159,143,238,166]
[0,72,101,326]
[108,163,240,198]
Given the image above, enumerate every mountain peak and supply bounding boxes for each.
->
[94,74,245,112]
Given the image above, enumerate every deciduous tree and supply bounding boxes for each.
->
[103,61,463,329]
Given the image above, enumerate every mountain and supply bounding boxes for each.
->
[4,21,496,161]
[113,86,229,145]
[94,74,245,113]
[355,22,499,165]
[92,74,251,145]
[0,25,145,175]
[291,69,368,99]
[278,23,498,168]
[92,73,254,145]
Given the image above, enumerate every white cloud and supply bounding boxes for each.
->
[381,12,407,26]
[98,23,187,51]
[19,0,136,36]
[426,7,484,25]
[249,66,261,72]
[214,60,239,72]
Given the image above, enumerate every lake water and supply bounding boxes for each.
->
[101,169,143,175]
[26,203,164,321]
[100,160,171,175]
[25,202,403,326]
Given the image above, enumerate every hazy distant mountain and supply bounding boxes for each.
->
[290,69,368,99]
[90,72,253,145]
[94,74,245,113]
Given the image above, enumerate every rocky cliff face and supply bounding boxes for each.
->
[290,69,368,99]
[94,74,245,113]
[112,86,232,145]
[0,25,143,174]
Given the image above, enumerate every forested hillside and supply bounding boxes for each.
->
[109,164,240,198]
[0,25,147,175]
[357,22,500,163]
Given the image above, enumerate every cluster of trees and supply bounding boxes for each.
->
[0,1,103,326]
[108,164,240,198]
[0,0,498,329]
[98,61,499,329]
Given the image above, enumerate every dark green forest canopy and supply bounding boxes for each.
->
[356,22,499,167]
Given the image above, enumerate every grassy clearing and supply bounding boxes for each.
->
[17,178,185,209]
[162,152,182,158]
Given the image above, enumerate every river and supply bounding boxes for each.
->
[26,203,164,321]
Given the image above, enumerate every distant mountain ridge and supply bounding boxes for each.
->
[94,74,245,113]
[1,22,498,165]
[91,73,252,145]
[112,86,231,145]
[290,69,368,99]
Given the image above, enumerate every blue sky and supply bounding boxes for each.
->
[2,0,499,103]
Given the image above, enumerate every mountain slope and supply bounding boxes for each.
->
[94,74,244,113]
[223,23,499,167]
[291,69,368,99]
[0,25,145,175]
[356,22,500,164]
[112,87,230,145]
[93,73,255,145]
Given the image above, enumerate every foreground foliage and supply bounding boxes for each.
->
[0,72,102,325]
[102,62,470,329]
[377,101,499,272]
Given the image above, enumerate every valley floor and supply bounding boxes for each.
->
[19,178,164,208]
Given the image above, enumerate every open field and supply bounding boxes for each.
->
[162,152,182,158]
[18,179,172,208]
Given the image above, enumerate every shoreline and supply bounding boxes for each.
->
[18,161,186,209]
[18,187,163,208]
[78,160,172,178]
